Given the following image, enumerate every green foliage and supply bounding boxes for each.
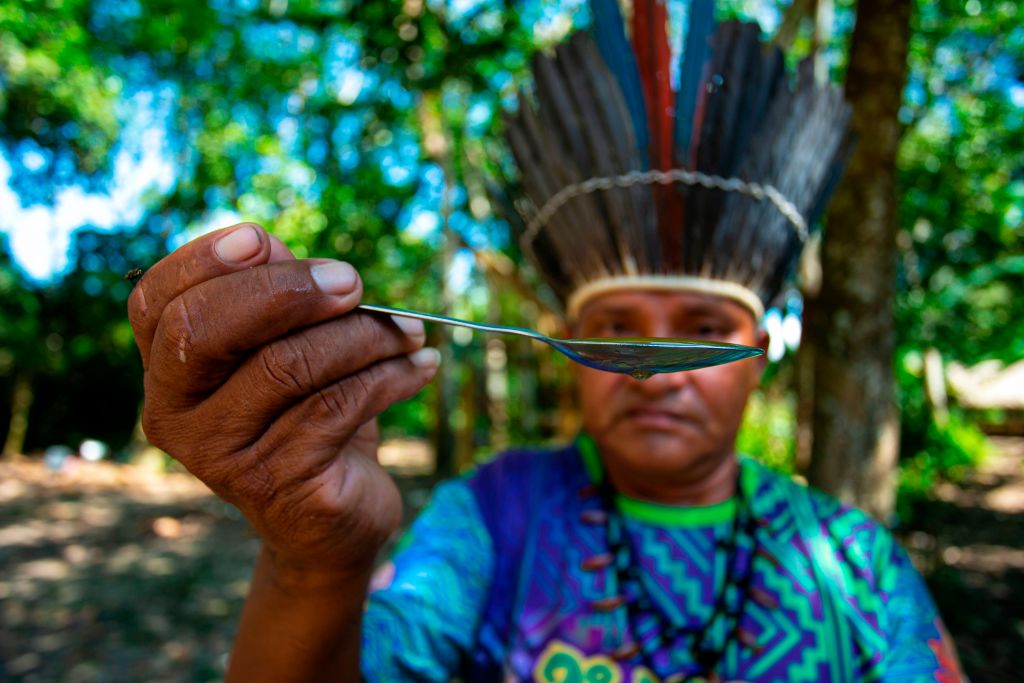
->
[0,0,1020,478]
[737,389,796,474]
[1,226,163,453]
[0,238,42,374]
[0,0,586,457]
[889,0,1020,514]
[0,0,121,175]
[895,348,996,520]
[896,410,995,518]
[896,0,1024,365]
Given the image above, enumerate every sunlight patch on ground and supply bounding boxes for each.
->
[378,437,435,475]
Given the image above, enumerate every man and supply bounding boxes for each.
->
[128,2,965,681]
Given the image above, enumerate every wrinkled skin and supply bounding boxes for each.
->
[573,289,769,504]
[128,223,438,578]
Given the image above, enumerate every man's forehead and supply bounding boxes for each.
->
[578,289,746,318]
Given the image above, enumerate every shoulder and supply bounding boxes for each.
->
[745,459,899,570]
[464,441,583,502]
[461,441,584,548]
[748,459,886,530]
[470,441,581,478]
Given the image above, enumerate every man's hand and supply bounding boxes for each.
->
[128,223,439,579]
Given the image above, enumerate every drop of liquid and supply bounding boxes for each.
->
[629,369,654,381]
[706,73,725,94]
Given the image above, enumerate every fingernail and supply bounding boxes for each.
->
[311,261,358,295]
[215,226,263,263]
[390,315,425,340]
[408,347,441,370]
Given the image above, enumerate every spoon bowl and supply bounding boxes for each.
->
[358,304,762,377]
[546,336,763,379]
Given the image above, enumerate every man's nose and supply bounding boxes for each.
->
[630,366,692,394]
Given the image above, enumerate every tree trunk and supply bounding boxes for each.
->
[485,286,509,453]
[774,0,814,51]
[454,357,477,471]
[3,371,34,460]
[804,0,911,521]
[420,93,458,479]
[432,174,457,479]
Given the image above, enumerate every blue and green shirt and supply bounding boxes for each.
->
[362,440,964,682]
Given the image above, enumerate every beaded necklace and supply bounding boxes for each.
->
[594,466,766,682]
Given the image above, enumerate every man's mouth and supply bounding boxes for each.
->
[623,406,693,430]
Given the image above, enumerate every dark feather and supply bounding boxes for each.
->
[588,0,650,168]
[675,0,715,164]
[557,38,638,273]
[502,5,853,312]
[632,0,683,268]
[573,37,661,273]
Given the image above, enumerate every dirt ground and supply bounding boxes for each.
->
[897,437,1024,682]
[1,440,1021,682]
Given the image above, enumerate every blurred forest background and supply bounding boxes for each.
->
[0,0,1021,681]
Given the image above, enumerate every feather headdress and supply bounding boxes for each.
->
[503,0,853,320]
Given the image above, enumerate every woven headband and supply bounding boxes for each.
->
[521,168,810,250]
[567,274,766,322]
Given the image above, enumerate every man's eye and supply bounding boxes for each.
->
[594,321,635,337]
[683,323,728,339]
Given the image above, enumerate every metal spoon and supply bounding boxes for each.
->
[358,304,763,379]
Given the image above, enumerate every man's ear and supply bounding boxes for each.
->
[750,328,771,388]
[756,328,771,356]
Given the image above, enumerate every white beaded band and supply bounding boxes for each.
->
[567,275,765,321]
[522,168,809,248]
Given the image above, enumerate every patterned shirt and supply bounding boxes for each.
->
[362,440,964,682]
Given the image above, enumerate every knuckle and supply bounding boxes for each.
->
[330,360,412,423]
[140,390,179,444]
[316,369,374,421]
[140,394,183,449]
[255,262,280,296]
[160,295,208,363]
[257,261,311,308]
[143,406,239,488]
[231,451,278,505]
[260,338,315,396]
[353,313,396,356]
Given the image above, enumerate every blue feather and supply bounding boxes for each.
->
[588,0,650,168]
[675,0,716,163]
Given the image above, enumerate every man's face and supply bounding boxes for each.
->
[573,289,768,483]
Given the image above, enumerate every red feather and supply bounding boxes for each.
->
[631,0,682,268]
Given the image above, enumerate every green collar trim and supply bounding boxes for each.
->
[575,434,756,527]
[578,433,605,484]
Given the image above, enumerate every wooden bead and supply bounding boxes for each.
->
[581,553,614,571]
[751,586,778,609]
[590,595,627,612]
[580,509,609,525]
[755,547,780,566]
[737,627,763,653]
[611,641,641,660]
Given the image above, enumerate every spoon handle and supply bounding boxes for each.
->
[357,304,543,342]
